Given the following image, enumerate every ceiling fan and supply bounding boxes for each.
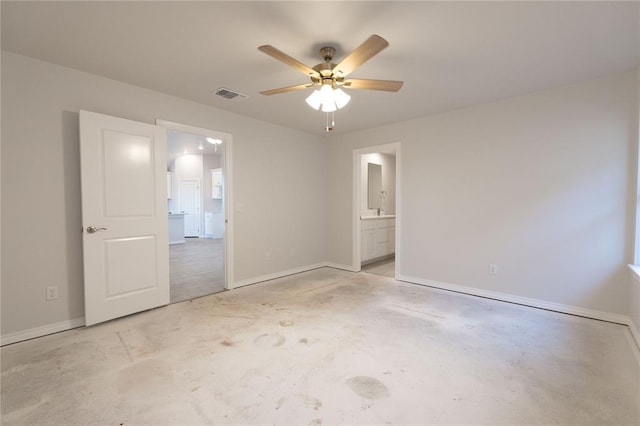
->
[258,34,403,100]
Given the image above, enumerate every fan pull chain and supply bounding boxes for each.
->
[325,111,335,132]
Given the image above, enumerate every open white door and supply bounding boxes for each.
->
[80,110,169,326]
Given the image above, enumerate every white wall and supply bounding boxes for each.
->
[176,154,203,181]
[631,70,640,343]
[167,161,177,213]
[203,154,224,238]
[203,153,223,219]
[1,51,327,337]
[381,154,396,215]
[328,69,638,318]
[2,49,637,340]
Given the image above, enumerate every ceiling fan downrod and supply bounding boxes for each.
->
[320,47,335,63]
[312,46,338,87]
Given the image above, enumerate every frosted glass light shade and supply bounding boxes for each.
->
[305,85,350,112]
[333,88,351,109]
[321,100,337,112]
[305,89,322,110]
[318,84,333,101]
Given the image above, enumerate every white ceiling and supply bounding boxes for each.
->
[166,130,223,170]
[2,1,638,136]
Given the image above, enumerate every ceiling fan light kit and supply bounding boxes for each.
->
[258,34,403,131]
[305,85,351,112]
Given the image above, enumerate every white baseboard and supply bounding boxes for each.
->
[1,317,85,346]
[6,269,638,351]
[397,274,635,327]
[324,262,357,272]
[1,263,330,345]
[230,262,327,289]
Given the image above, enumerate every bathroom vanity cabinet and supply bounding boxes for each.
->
[361,216,395,263]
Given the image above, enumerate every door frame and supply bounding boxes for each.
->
[156,119,234,289]
[352,142,401,276]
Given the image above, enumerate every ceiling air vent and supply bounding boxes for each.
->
[213,87,248,102]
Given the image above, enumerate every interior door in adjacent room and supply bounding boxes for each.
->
[180,179,201,237]
[79,110,170,326]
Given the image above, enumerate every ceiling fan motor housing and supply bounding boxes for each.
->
[320,46,336,62]
[311,47,340,87]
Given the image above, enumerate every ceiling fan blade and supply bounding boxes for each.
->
[258,45,319,77]
[259,83,313,96]
[342,79,404,92]
[333,35,389,77]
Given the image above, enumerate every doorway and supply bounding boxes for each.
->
[353,143,400,278]
[157,119,234,303]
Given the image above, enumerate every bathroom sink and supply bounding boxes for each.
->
[361,214,396,220]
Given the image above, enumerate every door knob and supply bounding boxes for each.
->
[86,226,108,234]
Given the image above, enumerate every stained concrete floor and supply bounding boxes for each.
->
[2,267,639,425]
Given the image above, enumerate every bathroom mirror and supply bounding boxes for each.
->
[367,162,382,209]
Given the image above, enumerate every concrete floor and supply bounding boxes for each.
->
[2,267,639,425]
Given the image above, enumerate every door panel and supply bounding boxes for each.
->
[362,229,377,261]
[102,129,155,216]
[104,236,157,297]
[80,110,169,326]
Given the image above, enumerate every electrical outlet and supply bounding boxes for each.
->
[489,264,498,275]
[46,286,59,301]
[265,251,271,261]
